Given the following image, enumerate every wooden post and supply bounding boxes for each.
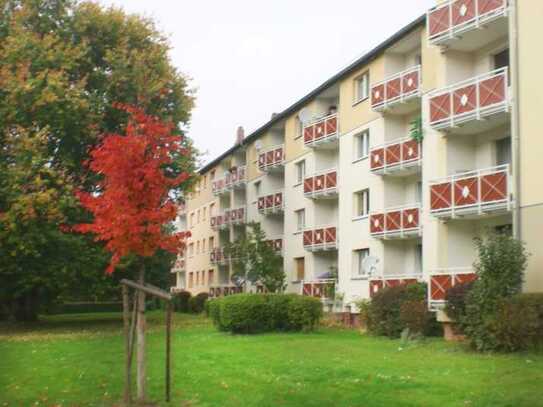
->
[165,302,172,402]
[122,286,131,405]
[136,264,146,402]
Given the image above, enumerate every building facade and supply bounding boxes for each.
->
[172,0,543,315]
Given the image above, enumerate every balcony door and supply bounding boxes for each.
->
[496,137,512,167]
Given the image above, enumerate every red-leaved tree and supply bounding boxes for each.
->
[74,104,192,401]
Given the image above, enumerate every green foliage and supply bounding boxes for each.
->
[463,233,529,351]
[0,0,196,320]
[172,291,191,313]
[487,294,543,352]
[445,281,475,323]
[409,116,423,143]
[189,293,209,314]
[46,302,123,315]
[225,223,285,293]
[364,283,438,338]
[209,294,322,334]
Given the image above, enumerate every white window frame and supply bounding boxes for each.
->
[353,248,370,279]
[295,160,306,185]
[295,209,306,233]
[354,130,370,162]
[354,72,369,104]
[354,189,370,219]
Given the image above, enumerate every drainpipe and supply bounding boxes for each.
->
[509,0,522,239]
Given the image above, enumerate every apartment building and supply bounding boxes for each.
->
[172,0,543,317]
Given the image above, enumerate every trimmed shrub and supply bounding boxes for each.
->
[400,300,437,337]
[366,283,438,338]
[173,291,191,313]
[486,294,543,352]
[189,292,209,314]
[210,294,322,334]
[445,281,475,323]
[47,302,123,314]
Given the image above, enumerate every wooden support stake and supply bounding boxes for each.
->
[122,286,131,405]
[165,302,172,402]
[136,266,146,402]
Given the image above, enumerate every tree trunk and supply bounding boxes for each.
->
[136,263,146,402]
[13,290,39,322]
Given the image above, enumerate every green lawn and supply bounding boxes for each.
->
[1,312,542,407]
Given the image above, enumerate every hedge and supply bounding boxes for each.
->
[172,291,191,313]
[208,294,322,334]
[189,292,209,314]
[46,302,123,314]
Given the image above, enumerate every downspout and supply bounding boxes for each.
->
[509,0,522,239]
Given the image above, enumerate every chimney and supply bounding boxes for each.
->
[236,126,245,145]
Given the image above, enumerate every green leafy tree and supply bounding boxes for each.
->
[463,232,529,351]
[225,223,285,293]
[0,0,196,320]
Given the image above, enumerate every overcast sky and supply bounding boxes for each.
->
[96,0,435,166]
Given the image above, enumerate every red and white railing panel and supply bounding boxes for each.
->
[257,191,284,214]
[209,285,244,298]
[210,248,228,265]
[429,68,509,130]
[212,178,226,196]
[258,145,285,171]
[225,207,246,226]
[210,214,226,230]
[370,137,421,174]
[370,205,421,239]
[172,257,186,273]
[303,113,339,147]
[429,164,512,218]
[369,273,423,298]
[428,267,477,309]
[266,238,283,254]
[303,169,338,198]
[224,166,247,190]
[371,65,421,111]
[301,279,336,300]
[428,0,508,45]
[303,226,338,252]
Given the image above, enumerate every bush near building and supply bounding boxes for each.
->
[208,294,322,334]
[189,293,209,314]
[360,283,440,338]
[172,291,192,313]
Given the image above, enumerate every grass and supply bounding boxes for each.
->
[1,312,542,407]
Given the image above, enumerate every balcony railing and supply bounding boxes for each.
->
[369,273,423,298]
[209,285,244,298]
[210,207,247,230]
[265,238,283,254]
[428,0,508,46]
[210,248,229,265]
[303,113,339,148]
[428,267,477,310]
[258,145,285,172]
[212,167,247,196]
[370,137,422,175]
[429,68,509,131]
[303,169,338,199]
[370,205,422,239]
[172,257,186,273]
[429,164,512,218]
[371,65,421,111]
[257,191,284,215]
[301,279,337,300]
[303,226,338,252]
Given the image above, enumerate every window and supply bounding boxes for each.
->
[354,72,369,103]
[495,224,513,236]
[494,48,509,70]
[354,248,370,278]
[210,203,215,217]
[208,270,214,286]
[188,272,193,288]
[295,257,305,281]
[202,207,207,222]
[190,213,195,227]
[209,236,215,250]
[210,170,216,181]
[354,189,370,218]
[295,209,306,232]
[202,239,206,253]
[415,244,423,273]
[296,117,304,139]
[188,243,194,257]
[354,130,370,161]
[295,160,306,185]
[196,241,200,254]
[254,181,261,197]
[415,54,422,66]
[496,137,512,166]
[197,209,201,224]
[416,181,423,204]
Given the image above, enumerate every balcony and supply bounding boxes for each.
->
[428,267,477,310]
[370,137,421,176]
[265,238,283,255]
[210,207,246,230]
[211,178,226,196]
[427,0,509,51]
[303,226,338,252]
[257,191,284,215]
[258,145,285,172]
[171,257,186,273]
[210,248,229,266]
[371,65,421,114]
[370,205,422,239]
[429,164,512,219]
[303,113,339,149]
[209,285,244,298]
[303,169,338,199]
[301,279,336,300]
[429,68,509,134]
[212,167,247,196]
[369,273,423,298]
